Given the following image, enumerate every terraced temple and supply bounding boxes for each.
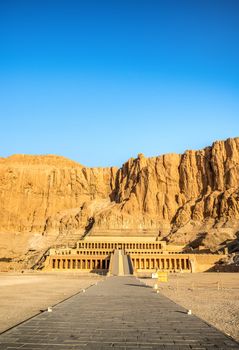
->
[45,236,226,274]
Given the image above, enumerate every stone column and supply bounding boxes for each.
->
[183,259,187,270]
[142,259,145,269]
[172,259,175,270]
[169,258,172,270]
[187,258,190,270]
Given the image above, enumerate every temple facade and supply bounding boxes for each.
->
[45,236,225,274]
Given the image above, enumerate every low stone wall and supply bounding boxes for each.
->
[193,254,227,272]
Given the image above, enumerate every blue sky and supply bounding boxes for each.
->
[0,0,239,167]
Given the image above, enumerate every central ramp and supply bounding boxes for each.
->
[109,249,134,276]
[0,276,238,349]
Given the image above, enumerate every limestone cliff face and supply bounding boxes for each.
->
[1,137,239,260]
[95,138,239,233]
[93,138,239,251]
[0,154,117,235]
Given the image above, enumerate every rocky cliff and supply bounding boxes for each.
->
[1,138,239,267]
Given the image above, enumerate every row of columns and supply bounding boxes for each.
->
[131,257,190,270]
[74,250,172,256]
[78,242,162,250]
[59,250,181,256]
[51,257,190,271]
[52,258,110,270]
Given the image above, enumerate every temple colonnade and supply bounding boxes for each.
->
[50,255,191,272]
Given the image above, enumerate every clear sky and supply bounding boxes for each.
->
[0,0,239,167]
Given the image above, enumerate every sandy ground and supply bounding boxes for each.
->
[0,272,104,333]
[141,272,239,342]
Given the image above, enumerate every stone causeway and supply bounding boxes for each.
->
[0,276,238,349]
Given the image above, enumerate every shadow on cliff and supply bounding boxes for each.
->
[81,217,95,239]
[219,231,239,253]
[183,232,208,252]
[206,231,239,272]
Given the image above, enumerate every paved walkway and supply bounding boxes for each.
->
[0,276,238,349]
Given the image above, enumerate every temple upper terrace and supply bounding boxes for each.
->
[45,236,226,274]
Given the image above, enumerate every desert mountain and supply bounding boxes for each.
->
[1,138,239,268]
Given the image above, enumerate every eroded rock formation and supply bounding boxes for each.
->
[1,137,239,268]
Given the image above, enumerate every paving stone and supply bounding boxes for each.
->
[0,276,238,349]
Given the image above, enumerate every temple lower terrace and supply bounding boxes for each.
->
[45,236,226,274]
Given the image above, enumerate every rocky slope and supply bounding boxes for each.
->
[1,138,239,268]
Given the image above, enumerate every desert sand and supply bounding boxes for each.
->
[142,272,239,342]
[0,272,104,333]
